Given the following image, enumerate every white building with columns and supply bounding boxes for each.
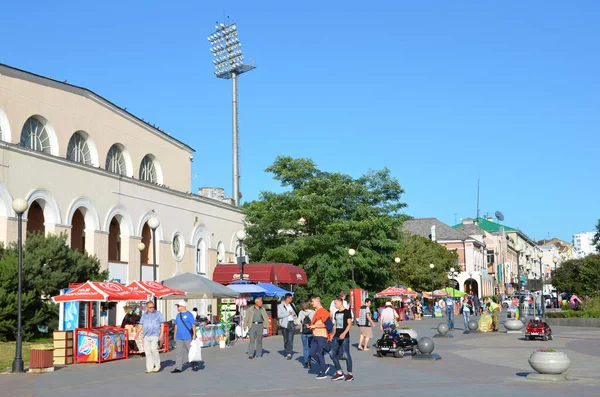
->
[0,64,245,321]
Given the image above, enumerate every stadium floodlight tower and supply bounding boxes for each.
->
[208,21,255,207]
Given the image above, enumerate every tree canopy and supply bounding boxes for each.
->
[552,254,600,297]
[0,233,108,341]
[392,232,458,293]
[243,156,413,303]
[593,218,600,252]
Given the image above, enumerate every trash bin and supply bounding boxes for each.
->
[30,344,54,369]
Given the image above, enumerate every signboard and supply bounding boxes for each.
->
[77,331,99,362]
[62,288,78,331]
[448,279,459,289]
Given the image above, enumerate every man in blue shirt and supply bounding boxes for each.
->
[138,301,164,373]
[172,300,197,373]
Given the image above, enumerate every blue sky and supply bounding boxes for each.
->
[1,1,598,242]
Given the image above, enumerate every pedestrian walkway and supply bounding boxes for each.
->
[1,317,599,396]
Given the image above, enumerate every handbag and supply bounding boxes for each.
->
[188,339,202,362]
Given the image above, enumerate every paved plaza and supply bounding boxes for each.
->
[2,315,600,397]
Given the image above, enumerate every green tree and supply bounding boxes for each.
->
[593,218,600,252]
[243,156,408,304]
[392,232,458,293]
[0,233,108,341]
[552,254,600,297]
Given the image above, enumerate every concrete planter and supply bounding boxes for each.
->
[504,319,524,331]
[528,351,571,375]
[400,329,418,339]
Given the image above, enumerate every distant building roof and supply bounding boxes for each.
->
[403,218,471,241]
[452,217,517,233]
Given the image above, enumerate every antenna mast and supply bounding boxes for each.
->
[476,178,480,222]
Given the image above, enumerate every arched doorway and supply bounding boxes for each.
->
[108,217,121,261]
[27,201,45,234]
[141,223,151,264]
[71,209,85,252]
[465,278,479,297]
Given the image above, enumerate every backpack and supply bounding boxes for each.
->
[301,315,312,334]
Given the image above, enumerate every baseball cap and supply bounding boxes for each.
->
[385,302,392,306]
[175,300,187,307]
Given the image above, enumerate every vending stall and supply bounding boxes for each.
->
[124,281,185,355]
[52,281,151,364]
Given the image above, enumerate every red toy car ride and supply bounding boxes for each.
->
[525,319,553,341]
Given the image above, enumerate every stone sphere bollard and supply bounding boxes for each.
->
[417,337,435,355]
[437,323,449,335]
[504,319,524,331]
[468,319,479,331]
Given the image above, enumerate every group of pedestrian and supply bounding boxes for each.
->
[244,291,356,381]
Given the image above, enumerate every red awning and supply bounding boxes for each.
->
[126,281,185,298]
[52,281,151,303]
[213,263,308,285]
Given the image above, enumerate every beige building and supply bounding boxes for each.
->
[0,64,245,299]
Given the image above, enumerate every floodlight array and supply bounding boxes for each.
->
[208,23,245,77]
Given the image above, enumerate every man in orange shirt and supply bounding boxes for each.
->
[308,296,331,379]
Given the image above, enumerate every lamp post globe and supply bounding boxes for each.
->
[553,257,558,264]
[430,264,435,269]
[348,248,356,257]
[394,257,400,264]
[137,242,145,252]
[12,198,29,214]
[137,242,145,281]
[236,230,246,241]
[147,216,160,230]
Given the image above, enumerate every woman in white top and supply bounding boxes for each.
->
[296,302,315,368]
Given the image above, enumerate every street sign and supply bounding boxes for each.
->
[448,279,459,289]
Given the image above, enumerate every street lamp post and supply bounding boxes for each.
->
[429,264,435,316]
[516,244,522,293]
[236,230,246,281]
[137,242,145,281]
[468,272,473,295]
[552,257,558,308]
[11,198,29,373]
[348,249,356,318]
[147,216,160,307]
[537,251,544,317]
[448,267,459,302]
[394,257,401,287]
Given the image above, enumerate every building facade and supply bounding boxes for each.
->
[403,218,491,297]
[573,232,598,259]
[0,64,245,294]
[455,217,541,296]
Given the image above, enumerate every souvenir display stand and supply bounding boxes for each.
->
[75,326,128,363]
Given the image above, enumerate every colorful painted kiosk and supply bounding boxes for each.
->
[75,326,128,363]
[52,281,151,364]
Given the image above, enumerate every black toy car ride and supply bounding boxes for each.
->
[375,330,418,358]
[525,318,553,341]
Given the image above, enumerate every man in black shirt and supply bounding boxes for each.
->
[331,298,353,382]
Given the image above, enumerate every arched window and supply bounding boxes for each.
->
[106,144,127,175]
[217,241,225,263]
[67,132,92,165]
[139,155,157,183]
[20,117,52,153]
[195,239,206,275]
